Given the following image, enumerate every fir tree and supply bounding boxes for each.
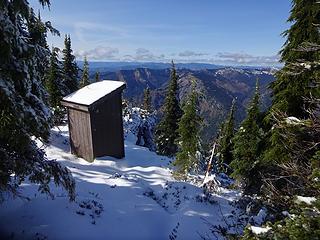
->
[46,47,63,108]
[155,61,182,156]
[28,10,48,49]
[62,35,78,94]
[0,0,75,200]
[27,10,53,84]
[269,0,320,119]
[174,82,202,176]
[143,87,152,112]
[80,56,90,88]
[217,98,236,173]
[260,43,320,207]
[230,80,261,188]
[95,71,100,82]
[262,0,320,172]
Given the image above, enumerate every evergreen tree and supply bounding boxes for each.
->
[95,71,100,82]
[230,80,261,188]
[143,87,152,112]
[174,82,202,176]
[46,47,63,108]
[62,35,78,94]
[269,0,320,119]
[80,56,90,88]
[262,0,320,172]
[217,98,236,173]
[27,10,53,84]
[260,42,320,206]
[28,10,48,49]
[0,0,75,200]
[239,3,320,238]
[155,61,182,156]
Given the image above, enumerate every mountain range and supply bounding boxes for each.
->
[93,66,276,142]
[78,61,279,72]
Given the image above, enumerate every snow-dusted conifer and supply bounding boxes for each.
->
[174,82,202,176]
[155,61,182,156]
[217,98,236,173]
[62,35,78,94]
[0,0,75,200]
[143,87,152,112]
[46,47,64,108]
[230,80,261,188]
[80,56,90,88]
[268,0,320,119]
[95,71,100,82]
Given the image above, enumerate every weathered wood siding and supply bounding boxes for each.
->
[62,83,126,162]
[90,92,125,159]
[68,109,94,161]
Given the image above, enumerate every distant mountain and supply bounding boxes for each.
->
[77,61,223,72]
[78,61,280,72]
[94,67,276,142]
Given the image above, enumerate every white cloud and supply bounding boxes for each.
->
[73,46,280,66]
[178,50,208,57]
[75,46,119,60]
[75,47,167,62]
[135,48,154,60]
[215,52,280,66]
[131,48,166,61]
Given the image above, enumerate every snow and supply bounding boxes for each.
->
[285,116,301,125]
[300,63,312,70]
[62,80,125,106]
[123,107,156,151]
[202,174,218,185]
[0,121,242,239]
[282,211,290,217]
[250,208,267,225]
[295,196,317,205]
[250,226,271,235]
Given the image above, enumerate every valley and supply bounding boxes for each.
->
[96,67,275,140]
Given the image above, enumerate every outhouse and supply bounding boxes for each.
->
[61,80,126,161]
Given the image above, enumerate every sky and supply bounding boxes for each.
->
[30,0,292,66]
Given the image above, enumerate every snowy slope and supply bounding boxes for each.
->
[0,124,241,240]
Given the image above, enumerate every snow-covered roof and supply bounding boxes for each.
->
[62,80,125,106]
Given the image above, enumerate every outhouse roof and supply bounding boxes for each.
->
[62,80,126,106]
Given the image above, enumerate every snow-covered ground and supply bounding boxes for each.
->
[0,123,242,240]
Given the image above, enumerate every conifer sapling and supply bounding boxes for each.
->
[155,61,182,156]
[80,56,90,88]
[174,81,202,176]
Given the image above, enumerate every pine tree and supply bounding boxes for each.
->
[27,10,52,84]
[46,47,63,108]
[262,0,320,169]
[260,42,320,206]
[230,80,261,188]
[62,35,78,94]
[269,0,320,119]
[143,87,152,112]
[155,61,182,156]
[217,98,236,173]
[80,56,90,88]
[95,71,100,82]
[0,0,75,200]
[28,10,48,49]
[174,82,202,176]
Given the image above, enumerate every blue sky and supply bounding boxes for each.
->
[30,0,291,66]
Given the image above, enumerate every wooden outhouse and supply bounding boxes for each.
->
[61,80,126,161]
